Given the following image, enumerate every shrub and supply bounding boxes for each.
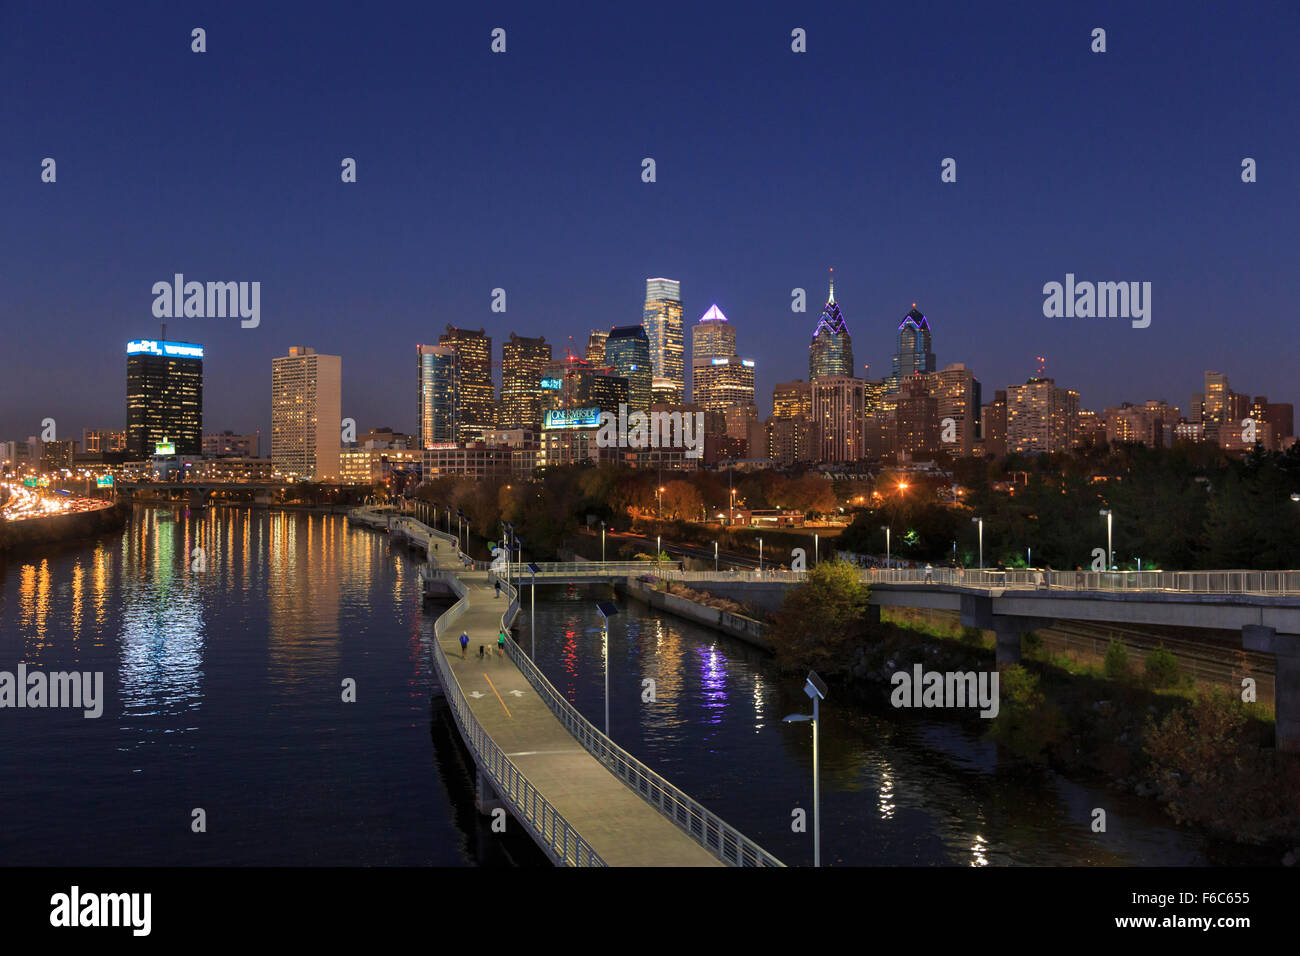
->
[1143,644,1182,689]
[1104,640,1130,681]
[989,665,1068,761]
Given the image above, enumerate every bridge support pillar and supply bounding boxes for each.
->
[991,615,1055,668]
[475,765,505,816]
[1243,626,1300,754]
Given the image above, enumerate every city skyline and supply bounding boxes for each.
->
[4,3,1297,444]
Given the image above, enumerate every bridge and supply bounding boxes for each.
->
[116,480,300,507]
[349,506,782,867]
[649,565,1300,753]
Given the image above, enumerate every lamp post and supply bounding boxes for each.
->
[596,601,619,737]
[601,520,606,563]
[758,536,764,576]
[814,532,819,566]
[881,526,891,566]
[1099,509,1113,569]
[972,516,983,570]
[656,534,661,570]
[783,670,827,867]
[527,562,540,658]
[714,540,719,572]
[657,485,664,520]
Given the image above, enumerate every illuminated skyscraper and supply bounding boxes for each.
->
[887,304,935,393]
[922,363,982,457]
[417,344,457,446]
[585,329,609,365]
[125,338,204,457]
[1006,378,1079,455]
[809,269,854,380]
[439,326,495,442]
[500,333,552,429]
[643,278,684,403]
[606,325,652,413]
[271,346,341,480]
[693,356,756,413]
[813,376,866,462]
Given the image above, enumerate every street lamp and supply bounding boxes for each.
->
[814,531,819,566]
[601,520,606,563]
[972,517,983,570]
[1099,509,1113,569]
[527,561,540,658]
[881,525,891,566]
[657,485,664,519]
[758,536,764,575]
[783,670,827,867]
[714,539,719,572]
[596,601,619,737]
[656,534,662,569]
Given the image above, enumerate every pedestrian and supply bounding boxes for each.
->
[497,630,507,657]
[458,632,469,658]
[924,563,934,583]
[494,579,501,598]
[478,644,486,660]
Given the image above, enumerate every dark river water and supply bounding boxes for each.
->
[0,507,1206,866]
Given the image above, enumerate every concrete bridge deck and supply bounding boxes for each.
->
[351,507,779,867]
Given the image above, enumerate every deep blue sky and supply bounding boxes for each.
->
[3,1,1298,443]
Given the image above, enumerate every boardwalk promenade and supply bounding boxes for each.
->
[351,507,781,867]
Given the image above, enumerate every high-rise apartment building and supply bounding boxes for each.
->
[813,375,866,462]
[202,431,261,458]
[767,417,819,465]
[271,346,341,480]
[1103,401,1180,448]
[500,333,552,430]
[887,305,936,393]
[692,356,756,413]
[922,362,981,457]
[125,338,204,457]
[1005,378,1079,455]
[438,326,495,442]
[643,278,684,403]
[605,325,652,413]
[417,344,458,447]
[809,269,854,380]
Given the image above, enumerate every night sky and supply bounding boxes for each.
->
[3,1,1297,443]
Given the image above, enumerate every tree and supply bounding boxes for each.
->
[770,561,873,674]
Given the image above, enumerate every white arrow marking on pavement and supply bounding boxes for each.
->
[507,690,524,697]
[468,691,485,698]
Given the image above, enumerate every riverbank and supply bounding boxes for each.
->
[617,578,770,650]
[0,502,129,554]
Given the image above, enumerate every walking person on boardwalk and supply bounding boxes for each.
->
[497,629,507,657]
[494,579,501,599]
[459,632,469,659]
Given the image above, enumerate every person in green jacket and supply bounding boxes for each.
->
[497,630,507,657]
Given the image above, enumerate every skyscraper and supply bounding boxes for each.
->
[809,269,854,380]
[605,325,652,413]
[417,344,458,447]
[271,346,341,480]
[692,356,756,413]
[894,374,940,460]
[1006,378,1079,455]
[887,304,936,393]
[922,363,982,457]
[439,326,495,442]
[643,278,684,402]
[125,338,204,457]
[585,329,609,365]
[500,333,552,429]
[813,375,866,462]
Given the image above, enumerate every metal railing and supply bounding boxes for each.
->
[503,560,682,577]
[489,575,782,867]
[429,574,605,867]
